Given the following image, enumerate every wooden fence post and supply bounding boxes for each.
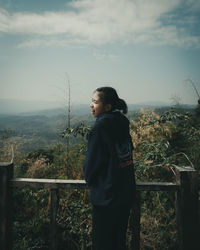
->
[130,190,141,250]
[175,166,199,250]
[0,162,14,250]
[50,188,59,250]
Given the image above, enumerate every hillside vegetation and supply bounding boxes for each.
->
[0,104,199,250]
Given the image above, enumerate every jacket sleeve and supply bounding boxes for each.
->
[83,121,109,187]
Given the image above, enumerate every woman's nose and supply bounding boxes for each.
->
[90,103,94,108]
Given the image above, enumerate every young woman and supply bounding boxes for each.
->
[83,87,136,250]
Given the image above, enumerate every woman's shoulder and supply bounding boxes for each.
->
[93,117,107,131]
[90,114,111,137]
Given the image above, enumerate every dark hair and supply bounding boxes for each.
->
[95,87,128,114]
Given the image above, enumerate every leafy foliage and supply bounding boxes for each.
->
[129,106,200,249]
[4,104,199,249]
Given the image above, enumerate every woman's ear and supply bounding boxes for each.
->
[105,104,112,112]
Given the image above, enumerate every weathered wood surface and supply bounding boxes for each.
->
[175,166,199,250]
[0,162,13,250]
[10,178,179,191]
[136,181,179,191]
[10,178,86,189]
[50,188,59,250]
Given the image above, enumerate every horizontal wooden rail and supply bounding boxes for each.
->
[10,178,180,191]
[10,178,86,189]
[136,181,179,191]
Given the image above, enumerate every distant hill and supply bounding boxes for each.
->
[21,105,91,117]
[0,98,173,116]
[0,101,196,154]
[0,98,196,118]
[0,99,61,115]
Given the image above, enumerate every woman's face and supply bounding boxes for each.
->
[90,91,107,118]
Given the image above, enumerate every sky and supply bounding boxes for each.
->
[0,0,200,109]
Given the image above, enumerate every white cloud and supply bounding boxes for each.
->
[0,0,199,48]
[92,49,118,61]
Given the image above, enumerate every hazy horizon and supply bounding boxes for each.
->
[0,97,176,115]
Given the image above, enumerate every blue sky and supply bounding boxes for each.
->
[0,0,200,108]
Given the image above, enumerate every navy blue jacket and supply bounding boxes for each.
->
[83,111,136,207]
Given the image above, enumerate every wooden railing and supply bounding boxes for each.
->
[0,162,199,250]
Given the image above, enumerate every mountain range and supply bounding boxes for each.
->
[0,98,172,116]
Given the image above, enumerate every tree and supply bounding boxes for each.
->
[186,79,200,104]
[66,73,71,170]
